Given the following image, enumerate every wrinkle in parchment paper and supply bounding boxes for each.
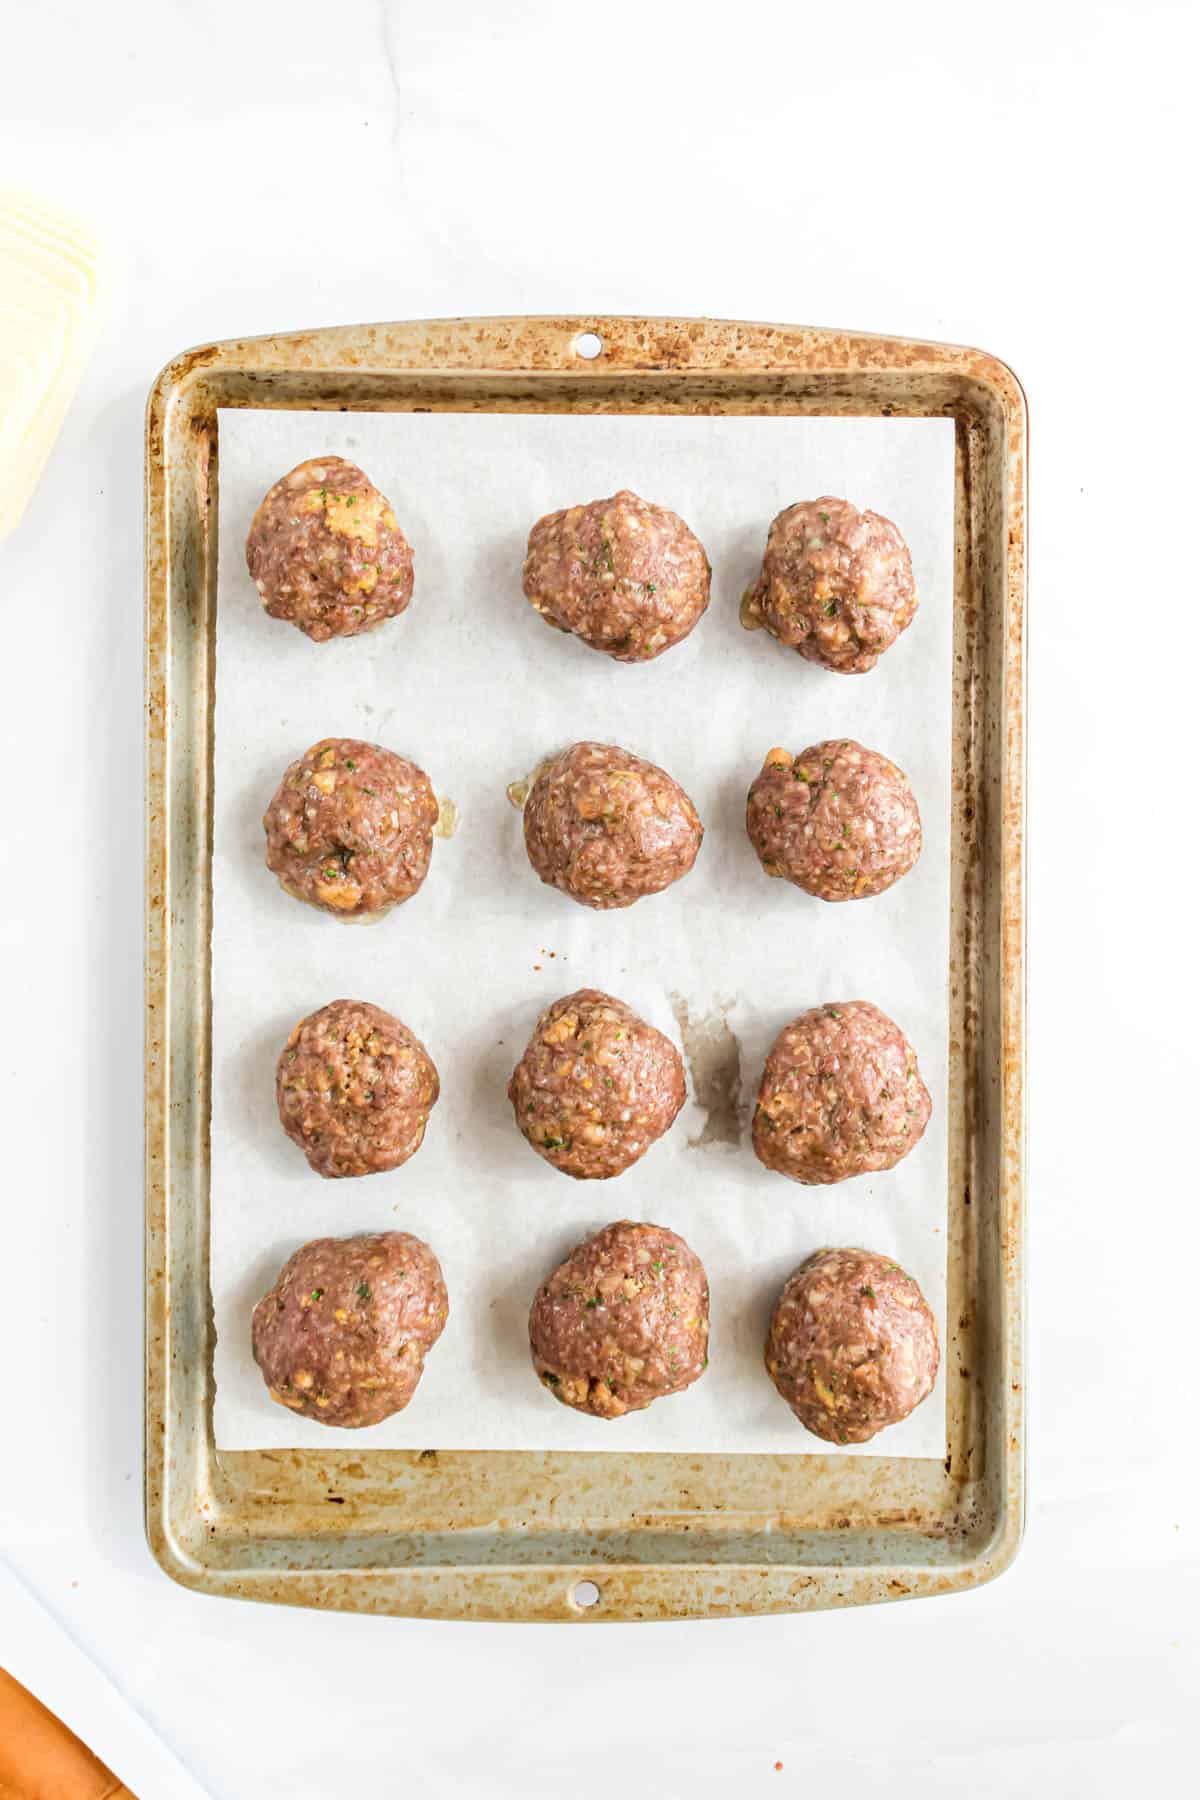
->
[670,994,743,1150]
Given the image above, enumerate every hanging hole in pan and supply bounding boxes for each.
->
[573,331,604,360]
[571,1579,601,1610]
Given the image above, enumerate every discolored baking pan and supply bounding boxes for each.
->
[144,316,1025,1621]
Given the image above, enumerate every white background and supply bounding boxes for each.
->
[1,2,1196,1795]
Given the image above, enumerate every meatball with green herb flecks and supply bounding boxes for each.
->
[252,1231,448,1427]
[276,999,439,1179]
[746,739,922,901]
[263,737,437,919]
[246,455,414,642]
[742,496,917,673]
[765,1247,939,1444]
[529,1221,709,1418]
[521,741,703,909]
[508,989,685,1179]
[523,488,710,662]
[753,1001,930,1184]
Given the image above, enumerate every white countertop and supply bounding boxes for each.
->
[1,2,1196,1794]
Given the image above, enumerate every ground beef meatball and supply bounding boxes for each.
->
[742,496,917,673]
[276,999,439,1179]
[251,1231,448,1427]
[522,488,710,662]
[245,455,414,643]
[263,737,437,919]
[753,1001,931,1184]
[765,1247,939,1444]
[522,741,703,909]
[529,1221,709,1418]
[746,740,922,901]
[508,989,685,1179]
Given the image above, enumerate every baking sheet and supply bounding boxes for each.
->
[210,409,954,1456]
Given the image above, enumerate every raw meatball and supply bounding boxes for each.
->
[522,488,710,662]
[529,1221,709,1418]
[746,740,922,901]
[753,1001,931,1184]
[508,989,686,1179]
[742,496,917,673]
[251,1231,448,1428]
[276,999,439,1179]
[245,455,414,643]
[765,1247,939,1444]
[263,737,437,919]
[522,741,703,909]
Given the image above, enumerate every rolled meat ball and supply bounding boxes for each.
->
[742,496,917,673]
[522,488,710,662]
[529,1221,709,1418]
[753,1001,931,1184]
[765,1247,939,1444]
[746,739,922,901]
[263,737,437,919]
[276,999,439,1179]
[245,455,415,643]
[251,1231,448,1427]
[522,741,702,909]
[508,989,686,1179]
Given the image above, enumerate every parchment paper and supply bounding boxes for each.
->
[211,408,954,1456]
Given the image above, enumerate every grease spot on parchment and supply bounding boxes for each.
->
[739,588,764,631]
[506,752,562,811]
[435,795,459,838]
[670,994,743,1148]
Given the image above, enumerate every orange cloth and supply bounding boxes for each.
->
[0,1668,137,1799]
